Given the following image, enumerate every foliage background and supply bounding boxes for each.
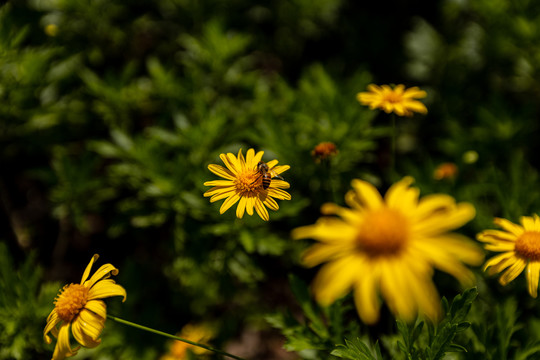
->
[2,0,540,359]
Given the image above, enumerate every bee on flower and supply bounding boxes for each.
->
[357,84,428,117]
[203,148,291,221]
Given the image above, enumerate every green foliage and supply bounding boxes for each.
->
[331,338,383,360]
[0,243,59,359]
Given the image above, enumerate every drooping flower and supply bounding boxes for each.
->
[357,84,428,117]
[311,142,339,163]
[292,177,483,324]
[203,148,291,221]
[160,323,215,360]
[478,215,540,297]
[433,162,458,180]
[44,254,126,360]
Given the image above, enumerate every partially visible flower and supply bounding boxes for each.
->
[44,254,126,360]
[478,215,540,297]
[433,162,458,180]
[45,24,59,37]
[292,177,483,324]
[160,324,215,360]
[311,142,339,163]
[203,148,291,221]
[357,84,427,117]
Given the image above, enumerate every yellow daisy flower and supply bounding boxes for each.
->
[203,148,291,221]
[478,215,540,297]
[44,254,127,360]
[160,323,215,360]
[357,84,428,117]
[292,177,483,324]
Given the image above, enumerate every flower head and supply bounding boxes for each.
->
[357,84,427,117]
[311,142,339,163]
[292,177,483,324]
[160,323,215,360]
[44,254,126,360]
[478,215,540,297]
[203,148,291,221]
[433,162,458,180]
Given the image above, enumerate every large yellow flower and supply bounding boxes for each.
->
[478,215,540,297]
[44,254,126,360]
[160,323,215,360]
[292,177,483,324]
[357,84,427,117]
[203,148,291,221]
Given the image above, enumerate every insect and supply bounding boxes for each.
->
[254,161,284,189]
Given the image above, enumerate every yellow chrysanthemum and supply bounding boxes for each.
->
[357,84,428,117]
[203,148,291,221]
[160,324,215,360]
[44,254,127,360]
[478,215,540,297]
[292,177,483,324]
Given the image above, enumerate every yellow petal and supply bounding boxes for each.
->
[53,323,79,360]
[269,179,290,189]
[477,229,517,243]
[413,202,475,236]
[44,310,61,344]
[494,217,524,237]
[415,194,455,219]
[499,257,526,286]
[301,243,350,267]
[220,153,239,174]
[209,188,237,202]
[350,179,383,210]
[88,279,127,302]
[353,261,381,324]
[521,216,536,231]
[72,313,102,348]
[379,258,415,322]
[312,256,364,306]
[85,263,119,289]
[527,262,540,298]
[81,254,99,284]
[245,148,255,168]
[385,177,418,211]
[263,196,279,211]
[76,308,105,340]
[291,218,357,243]
[236,196,247,218]
[272,164,290,175]
[203,180,235,187]
[219,192,241,214]
[246,196,254,216]
[254,198,269,221]
[84,299,107,319]
[483,251,516,274]
[267,188,291,200]
[207,164,236,180]
[204,186,236,198]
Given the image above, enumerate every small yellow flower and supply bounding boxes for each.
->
[160,324,215,360]
[45,24,59,37]
[44,254,126,360]
[433,162,458,180]
[292,177,483,324]
[357,84,428,117]
[203,148,291,221]
[311,142,339,163]
[478,215,540,297]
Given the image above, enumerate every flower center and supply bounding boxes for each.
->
[234,170,262,193]
[383,91,403,104]
[54,283,89,322]
[356,208,409,256]
[515,231,540,261]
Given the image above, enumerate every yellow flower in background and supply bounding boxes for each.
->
[311,142,339,163]
[203,148,291,221]
[44,254,126,360]
[292,177,483,324]
[478,215,540,297]
[357,84,428,117]
[160,324,215,360]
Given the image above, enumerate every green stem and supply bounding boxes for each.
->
[390,113,396,178]
[107,315,247,360]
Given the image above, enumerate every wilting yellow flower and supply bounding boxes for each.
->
[292,177,483,324]
[311,142,339,163]
[357,84,427,117]
[161,324,215,360]
[203,148,291,221]
[433,162,458,180]
[44,254,126,360]
[478,215,540,297]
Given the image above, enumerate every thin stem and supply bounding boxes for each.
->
[107,315,248,360]
[390,113,397,178]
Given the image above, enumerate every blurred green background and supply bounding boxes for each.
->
[2,0,540,359]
